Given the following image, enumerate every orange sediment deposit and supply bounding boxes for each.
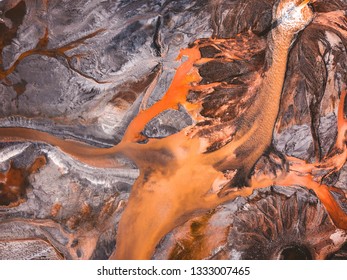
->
[51,202,62,217]
[0,155,46,207]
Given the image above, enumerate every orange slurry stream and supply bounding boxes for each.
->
[121,44,202,142]
[0,127,125,168]
[258,89,347,230]
[0,28,107,84]
[249,170,347,230]
[111,137,260,259]
[280,173,346,224]
[269,89,347,230]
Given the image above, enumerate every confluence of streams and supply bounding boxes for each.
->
[1,0,347,259]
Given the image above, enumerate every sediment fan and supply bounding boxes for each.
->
[0,0,346,260]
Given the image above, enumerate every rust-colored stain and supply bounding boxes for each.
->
[0,156,46,207]
[0,6,106,84]
[167,211,229,260]
[0,1,26,67]
[51,203,62,217]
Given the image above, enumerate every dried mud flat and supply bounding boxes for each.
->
[0,0,347,260]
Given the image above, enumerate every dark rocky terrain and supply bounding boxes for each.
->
[0,0,347,259]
